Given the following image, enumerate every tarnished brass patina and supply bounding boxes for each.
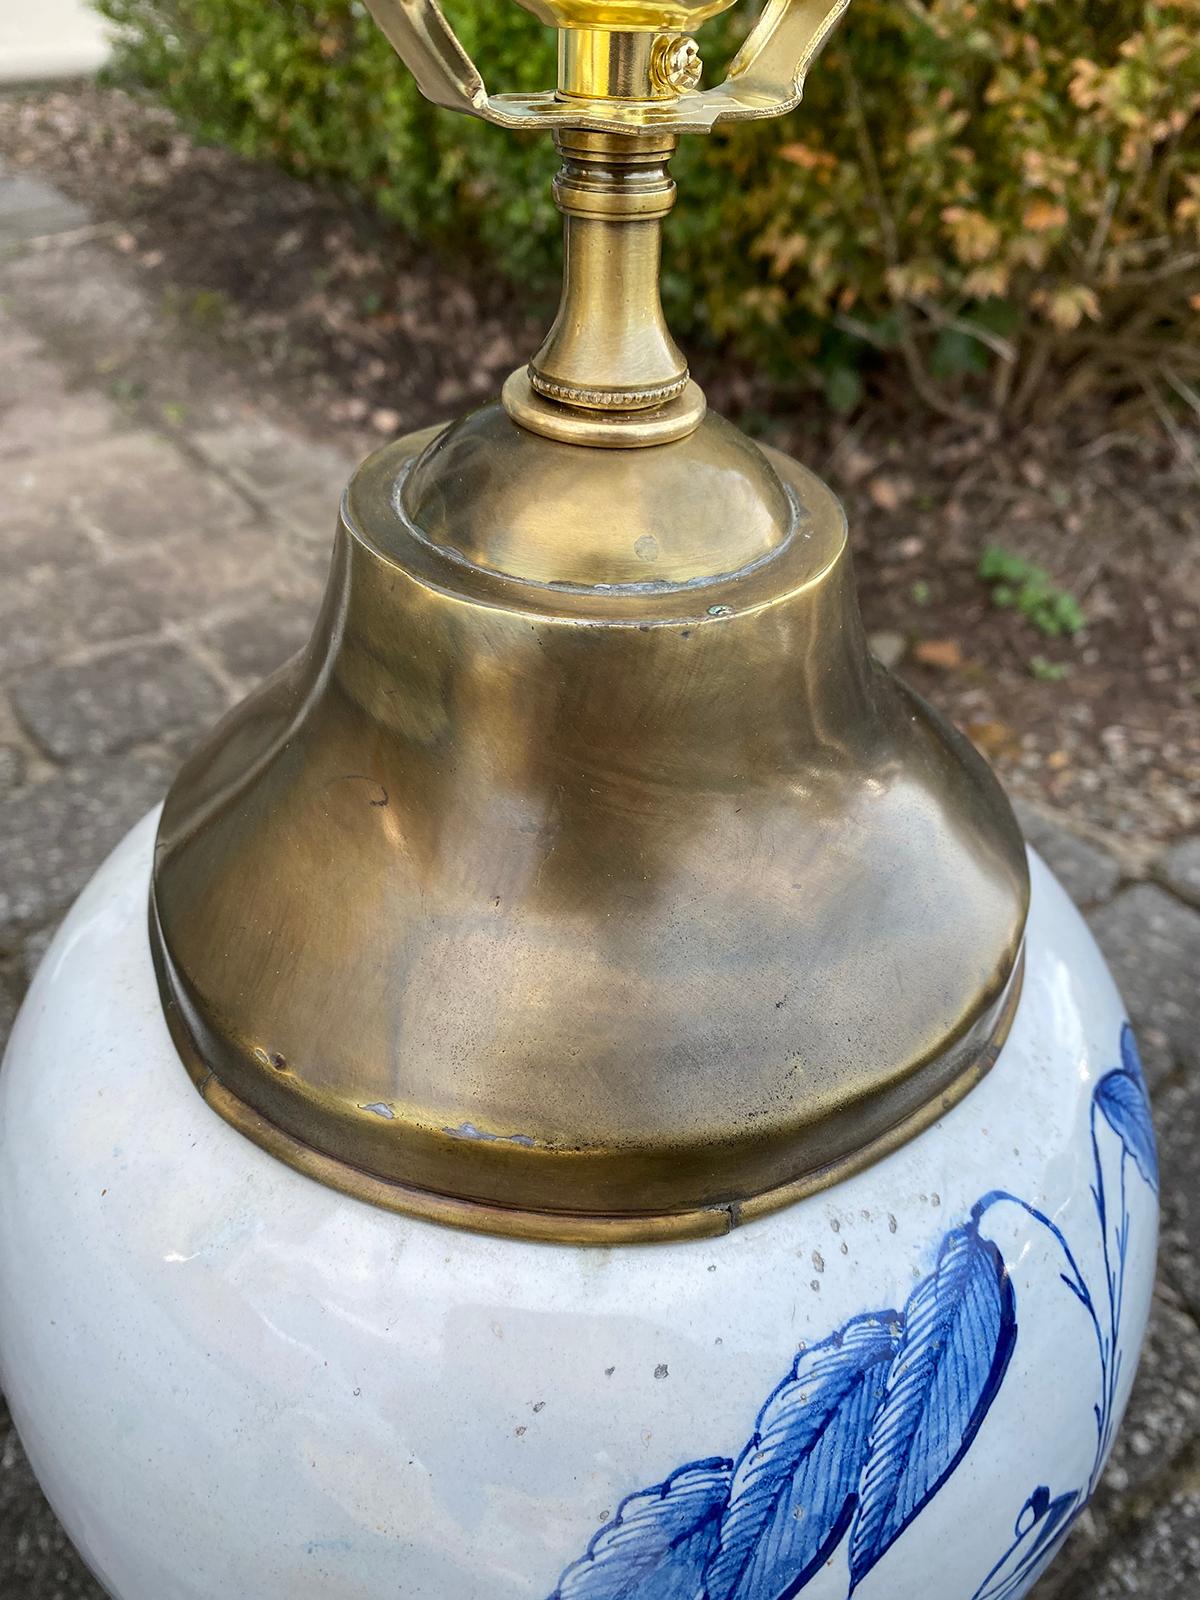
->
[150,0,1029,1242]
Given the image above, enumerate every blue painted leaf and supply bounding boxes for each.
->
[1120,1022,1145,1089]
[701,1313,902,1600]
[1096,1069,1158,1192]
[550,1458,731,1600]
[848,1222,1018,1589]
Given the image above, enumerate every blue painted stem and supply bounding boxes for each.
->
[1092,1147,1131,1490]
[973,1188,1110,1463]
[972,1191,1101,1345]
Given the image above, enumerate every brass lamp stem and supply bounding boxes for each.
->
[535,130,686,410]
[502,129,707,446]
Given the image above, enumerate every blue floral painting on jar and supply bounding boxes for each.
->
[547,1023,1157,1600]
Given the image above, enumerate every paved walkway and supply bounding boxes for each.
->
[1,166,1199,1599]
[0,0,109,87]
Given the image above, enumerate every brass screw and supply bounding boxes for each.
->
[650,33,702,96]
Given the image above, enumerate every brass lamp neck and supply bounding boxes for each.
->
[502,130,706,447]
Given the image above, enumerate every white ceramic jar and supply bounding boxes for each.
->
[0,809,1157,1600]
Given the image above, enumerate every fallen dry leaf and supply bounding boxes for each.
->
[1022,198,1069,232]
[868,474,915,512]
[965,719,1021,761]
[913,638,964,670]
[838,447,879,484]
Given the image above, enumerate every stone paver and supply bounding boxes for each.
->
[0,157,1198,1600]
[1015,798,1123,908]
[0,536,296,680]
[191,420,356,553]
[19,924,57,986]
[0,744,25,790]
[0,1402,98,1600]
[0,169,89,246]
[0,973,18,1046]
[0,240,155,361]
[11,641,228,761]
[1,558,162,676]
[8,431,255,554]
[1156,1076,1200,1324]
[1088,884,1200,1090]
[1100,1292,1200,1499]
[199,599,314,685]
[1085,1483,1200,1599]
[0,345,121,462]
[0,752,174,929]
[1158,836,1200,910]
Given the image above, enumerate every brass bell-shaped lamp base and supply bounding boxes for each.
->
[150,394,1027,1242]
[150,34,1027,1244]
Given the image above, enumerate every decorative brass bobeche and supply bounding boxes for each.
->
[150,0,1028,1243]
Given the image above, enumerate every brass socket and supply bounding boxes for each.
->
[557,29,657,99]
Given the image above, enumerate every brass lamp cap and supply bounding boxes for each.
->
[151,405,1027,1243]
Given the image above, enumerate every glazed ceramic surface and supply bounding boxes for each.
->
[0,810,1157,1600]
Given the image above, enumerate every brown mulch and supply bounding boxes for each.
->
[2,83,1197,849]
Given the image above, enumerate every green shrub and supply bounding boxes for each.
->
[95,0,1200,416]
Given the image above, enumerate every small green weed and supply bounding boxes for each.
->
[1028,653,1070,682]
[162,286,230,329]
[106,374,147,408]
[979,546,1085,638]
